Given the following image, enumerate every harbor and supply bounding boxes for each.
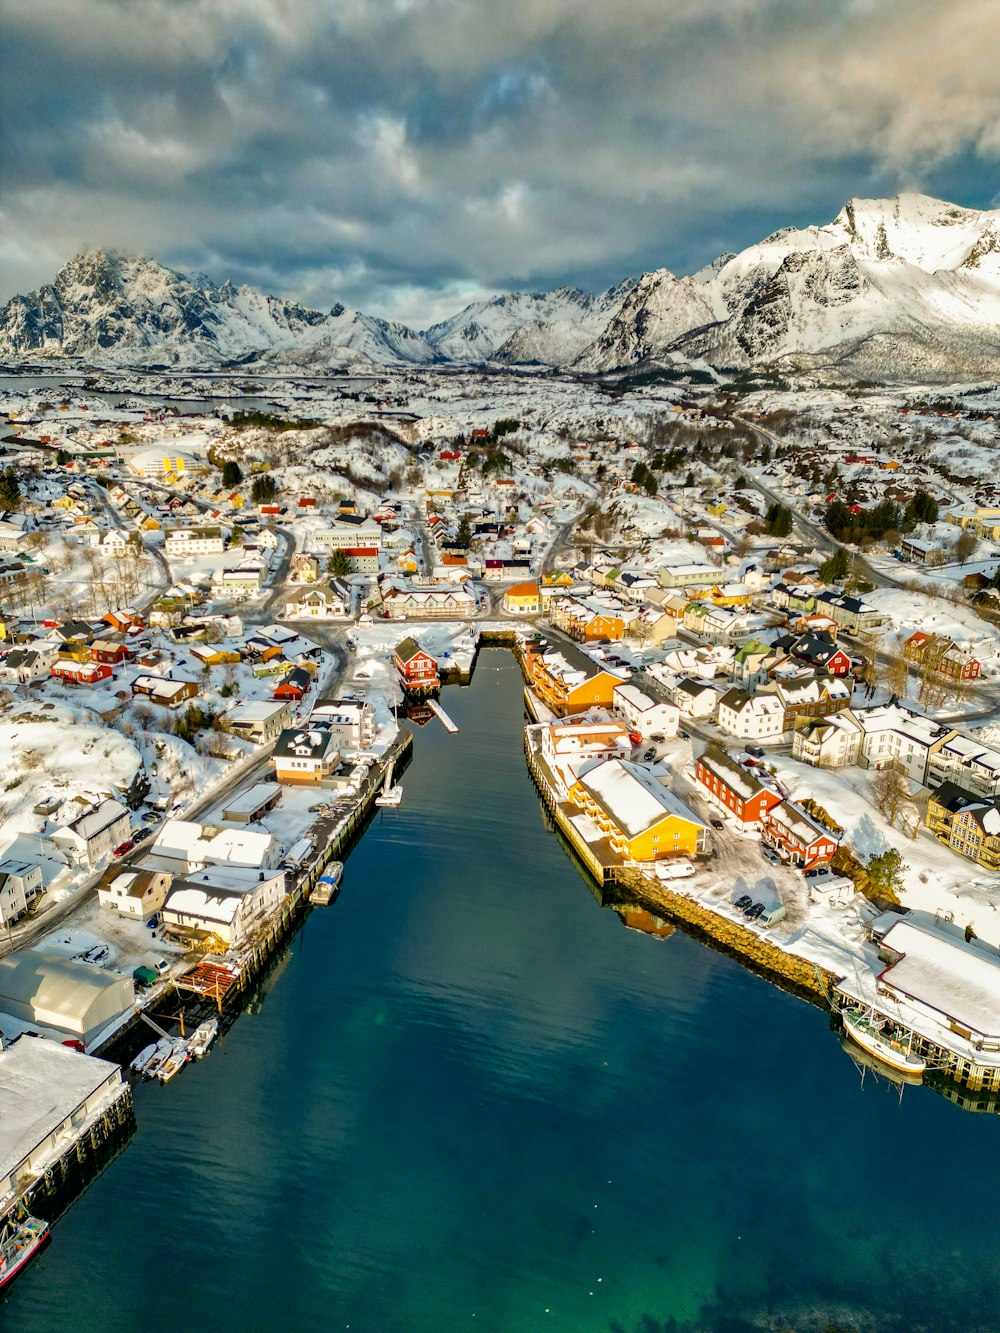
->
[5,649,1000,1333]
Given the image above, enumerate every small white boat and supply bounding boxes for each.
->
[842,1010,926,1077]
[130,1042,158,1075]
[140,1036,174,1079]
[157,1039,190,1083]
[187,1018,219,1059]
[375,785,403,808]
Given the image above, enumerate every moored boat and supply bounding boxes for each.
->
[157,1039,190,1083]
[130,1042,158,1075]
[311,862,343,905]
[842,1010,926,1077]
[0,1215,51,1292]
[187,1018,219,1059]
[140,1036,174,1079]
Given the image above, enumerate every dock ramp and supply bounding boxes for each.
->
[427,698,458,733]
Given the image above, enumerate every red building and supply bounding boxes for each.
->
[393,637,439,693]
[274,666,312,701]
[695,745,784,833]
[762,801,839,871]
[51,661,113,685]
[90,641,131,665]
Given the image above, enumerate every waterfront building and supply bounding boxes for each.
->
[0,948,135,1047]
[160,866,286,950]
[394,638,440,693]
[568,758,709,861]
[695,745,784,833]
[148,819,282,872]
[0,1038,125,1208]
[525,642,622,716]
[271,725,341,785]
[539,719,632,794]
[310,699,378,752]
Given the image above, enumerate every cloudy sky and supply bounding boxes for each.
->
[2,0,998,326]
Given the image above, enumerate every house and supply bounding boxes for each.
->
[525,641,623,717]
[380,584,477,619]
[856,704,956,786]
[274,666,312,701]
[164,525,226,556]
[310,698,377,751]
[613,683,679,739]
[765,672,851,728]
[790,632,853,677]
[50,659,113,686]
[717,688,785,740]
[762,801,840,870]
[130,674,199,708]
[682,601,751,644]
[394,638,440,693]
[813,591,887,635]
[160,866,285,949]
[97,868,172,920]
[51,799,130,868]
[283,581,351,620]
[0,858,43,927]
[568,758,709,861]
[271,725,341,785]
[657,563,720,590]
[90,639,131,666]
[695,745,784,833]
[551,597,626,643]
[671,677,719,719]
[925,734,1000,798]
[902,631,982,682]
[0,645,58,684]
[927,782,1000,870]
[148,819,281,873]
[222,700,293,745]
[502,582,542,615]
[791,711,864,768]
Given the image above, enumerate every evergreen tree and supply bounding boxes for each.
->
[221,460,243,487]
[327,550,352,579]
[456,515,473,547]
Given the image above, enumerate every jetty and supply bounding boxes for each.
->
[427,698,459,733]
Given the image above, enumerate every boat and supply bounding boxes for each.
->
[130,1041,158,1075]
[187,1018,219,1059]
[311,862,343,906]
[0,1214,52,1292]
[157,1038,190,1083]
[842,1009,926,1077]
[139,1036,174,1079]
[375,785,403,808]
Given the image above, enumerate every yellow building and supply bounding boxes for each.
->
[502,582,542,615]
[568,758,708,861]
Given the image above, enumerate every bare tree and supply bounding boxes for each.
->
[871,761,909,828]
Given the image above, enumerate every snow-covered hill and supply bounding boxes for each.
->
[422,281,635,364]
[575,194,1000,381]
[0,252,440,370]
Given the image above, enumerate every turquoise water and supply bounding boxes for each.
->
[4,651,999,1332]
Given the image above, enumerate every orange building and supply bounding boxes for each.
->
[525,642,622,716]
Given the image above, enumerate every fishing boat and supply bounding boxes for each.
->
[139,1036,174,1079]
[311,862,343,906]
[375,784,403,808]
[187,1018,219,1059]
[842,1009,926,1077]
[0,1215,51,1292]
[130,1041,158,1075]
[157,1038,190,1084]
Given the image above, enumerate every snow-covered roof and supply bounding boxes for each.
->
[879,917,1000,1039]
[576,759,706,837]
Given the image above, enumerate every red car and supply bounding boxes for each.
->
[113,839,134,858]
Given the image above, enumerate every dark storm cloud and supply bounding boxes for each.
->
[1,0,998,325]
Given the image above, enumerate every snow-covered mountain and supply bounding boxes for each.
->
[422,281,635,364]
[0,251,440,370]
[575,194,1000,381]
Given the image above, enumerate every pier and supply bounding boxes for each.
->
[427,698,459,733]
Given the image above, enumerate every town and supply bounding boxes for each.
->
[2,366,1000,1282]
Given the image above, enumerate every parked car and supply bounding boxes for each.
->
[651,734,666,743]
[746,745,765,758]
[132,827,153,842]
[734,894,753,911]
[744,902,765,921]
[760,844,780,864]
[679,730,690,740]
[644,748,656,761]
[710,817,725,830]
[113,839,134,858]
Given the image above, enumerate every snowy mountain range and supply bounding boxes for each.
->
[1,194,997,380]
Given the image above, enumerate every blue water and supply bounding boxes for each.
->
[4,652,999,1332]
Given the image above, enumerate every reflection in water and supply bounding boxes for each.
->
[4,652,999,1333]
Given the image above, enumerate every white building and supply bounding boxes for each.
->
[792,712,864,768]
[613,683,679,739]
[160,866,286,948]
[0,948,135,1047]
[0,860,43,928]
[223,700,293,745]
[857,704,956,785]
[310,699,377,751]
[97,868,172,920]
[165,526,226,557]
[0,1038,125,1204]
[717,688,785,741]
[148,819,281,874]
[51,799,130,868]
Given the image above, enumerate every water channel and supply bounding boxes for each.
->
[3,652,998,1331]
